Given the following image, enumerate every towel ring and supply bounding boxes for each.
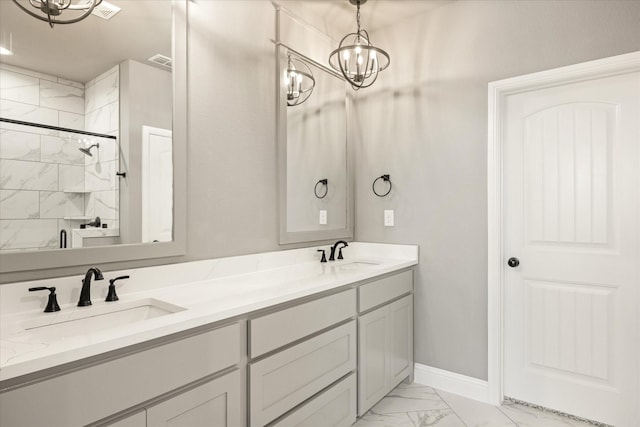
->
[314,179,328,199]
[372,174,392,197]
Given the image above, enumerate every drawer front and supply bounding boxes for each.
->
[249,321,357,427]
[271,373,357,427]
[358,270,413,313]
[250,289,356,358]
[0,323,241,427]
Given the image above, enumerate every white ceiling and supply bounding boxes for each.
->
[0,0,447,84]
[0,0,172,83]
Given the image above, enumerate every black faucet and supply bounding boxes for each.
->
[78,267,104,307]
[329,240,349,261]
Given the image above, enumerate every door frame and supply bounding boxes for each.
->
[487,51,640,406]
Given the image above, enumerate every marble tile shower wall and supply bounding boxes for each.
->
[0,64,119,251]
[83,65,119,233]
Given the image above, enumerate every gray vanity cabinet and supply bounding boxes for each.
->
[1,268,414,427]
[357,271,414,416]
[0,323,242,427]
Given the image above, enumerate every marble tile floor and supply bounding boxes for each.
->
[354,383,599,427]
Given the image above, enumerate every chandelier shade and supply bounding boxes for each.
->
[328,0,390,90]
[286,53,316,107]
[12,0,103,28]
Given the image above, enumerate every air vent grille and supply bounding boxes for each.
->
[91,1,121,20]
[148,54,173,69]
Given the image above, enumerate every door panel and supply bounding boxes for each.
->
[504,71,639,426]
[357,307,388,416]
[388,295,413,387]
[147,370,241,427]
[524,103,615,246]
[525,280,613,380]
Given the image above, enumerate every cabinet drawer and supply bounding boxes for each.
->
[250,289,356,358]
[0,323,241,427]
[271,373,357,427]
[358,270,413,313]
[249,321,357,427]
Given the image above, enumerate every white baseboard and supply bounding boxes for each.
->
[414,363,490,404]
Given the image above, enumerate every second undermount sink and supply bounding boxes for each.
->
[20,298,186,341]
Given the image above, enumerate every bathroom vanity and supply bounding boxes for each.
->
[0,243,417,427]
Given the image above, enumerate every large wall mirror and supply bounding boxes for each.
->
[0,0,187,275]
[277,45,353,244]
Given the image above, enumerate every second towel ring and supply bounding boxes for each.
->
[314,179,328,199]
[372,174,392,197]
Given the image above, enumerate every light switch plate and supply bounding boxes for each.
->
[384,210,394,226]
[319,210,328,225]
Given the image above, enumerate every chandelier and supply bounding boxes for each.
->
[12,0,103,28]
[328,0,390,90]
[286,53,315,107]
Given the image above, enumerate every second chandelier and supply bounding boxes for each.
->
[328,0,390,90]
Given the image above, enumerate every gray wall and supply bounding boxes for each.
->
[184,1,280,258]
[353,0,640,380]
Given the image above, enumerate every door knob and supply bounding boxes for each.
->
[507,257,520,268]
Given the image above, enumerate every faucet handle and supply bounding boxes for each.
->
[317,249,327,263]
[29,287,61,313]
[106,276,129,302]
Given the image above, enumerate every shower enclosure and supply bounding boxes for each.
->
[0,118,120,251]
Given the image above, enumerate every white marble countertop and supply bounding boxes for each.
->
[0,242,418,383]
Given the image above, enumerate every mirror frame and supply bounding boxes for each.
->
[277,44,354,244]
[0,0,188,274]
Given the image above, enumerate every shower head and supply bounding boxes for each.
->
[79,143,99,157]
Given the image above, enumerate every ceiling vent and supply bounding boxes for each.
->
[91,1,122,20]
[148,54,173,69]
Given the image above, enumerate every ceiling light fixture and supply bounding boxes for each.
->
[329,0,390,90]
[286,53,315,107]
[12,0,103,28]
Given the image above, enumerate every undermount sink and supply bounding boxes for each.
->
[334,261,380,271]
[20,298,186,341]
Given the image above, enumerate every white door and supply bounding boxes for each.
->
[141,126,173,243]
[503,70,639,426]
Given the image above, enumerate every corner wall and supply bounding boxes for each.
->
[353,0,640,380]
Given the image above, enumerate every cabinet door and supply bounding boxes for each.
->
[357,306,389,416]
[388,295,413,388]
[147,370,241,427]
[104,411,146,427]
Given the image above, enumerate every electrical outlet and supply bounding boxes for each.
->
[384,210,394,226]
[319,210,328,225]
